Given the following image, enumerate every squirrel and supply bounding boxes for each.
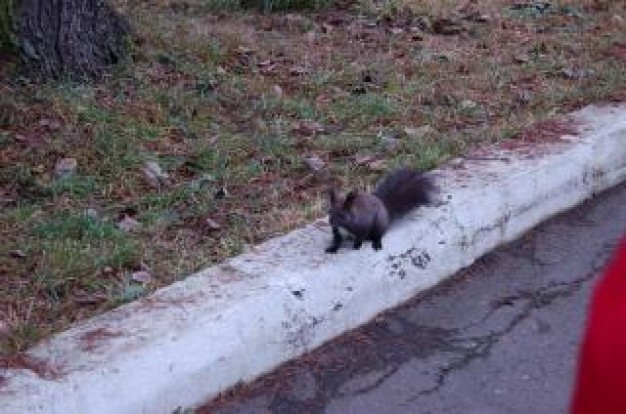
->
[325,168,434,253]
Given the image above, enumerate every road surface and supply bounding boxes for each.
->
[200,182,626,414]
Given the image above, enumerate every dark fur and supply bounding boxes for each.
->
[326,168,434,253]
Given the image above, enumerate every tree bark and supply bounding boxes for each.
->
[13,0,131,79]
[0,0,15,52]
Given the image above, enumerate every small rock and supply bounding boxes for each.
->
[131,270,153,284]
[303,155,326,172]
[117,215,141,232]
[55,157,77,178]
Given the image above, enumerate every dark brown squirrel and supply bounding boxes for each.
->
[326,168,435,253]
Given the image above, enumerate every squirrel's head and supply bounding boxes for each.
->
[327,189,357,228]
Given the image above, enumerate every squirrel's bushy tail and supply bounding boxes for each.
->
[373,168,434,220]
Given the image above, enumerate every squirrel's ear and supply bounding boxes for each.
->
[344,190,358,208]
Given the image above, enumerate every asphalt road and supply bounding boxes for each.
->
[200,182,626,414]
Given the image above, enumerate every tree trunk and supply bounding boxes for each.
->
[0,0,15,52]
[13,0,131,79]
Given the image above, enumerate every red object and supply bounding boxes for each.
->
[571,237,626,414]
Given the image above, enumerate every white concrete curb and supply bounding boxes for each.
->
[1,104,625,413]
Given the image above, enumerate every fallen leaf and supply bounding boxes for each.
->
[214,186,228,199]
[290,65,309,76]
[354,155,387,171]
[292,120,325,136]
[0,320,9,336]
[39,118,62,130]
[515,90,532,105]
[55,157,77,178]
[367,159,387,171]
[380,135,400,151]
[560,67,587,80]
[236,46,254,55]
[271,85,284,98]
[460,99,477,109]
[102,266,114,275]
[9,249,27,259]
[514,54,530,64]
[404,125,435,139]
[355,155,377,166]
[432,18,464,35]
[143,161,170,188]
[74,293,108,305]
[205,218,222,231]
[84,208,98,219]
[131,270,153,284]
[117,215,141,232]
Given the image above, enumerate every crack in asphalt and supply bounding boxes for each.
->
[404,262,602,402]
[340,366,401,397]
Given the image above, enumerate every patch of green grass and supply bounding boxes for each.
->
[32,213,122,241]
[30,213,141,273]
[50,175,97,198]
[331,94,399,126]
[241,0,334,12]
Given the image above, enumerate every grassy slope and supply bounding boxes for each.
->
[0,0,624,355]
